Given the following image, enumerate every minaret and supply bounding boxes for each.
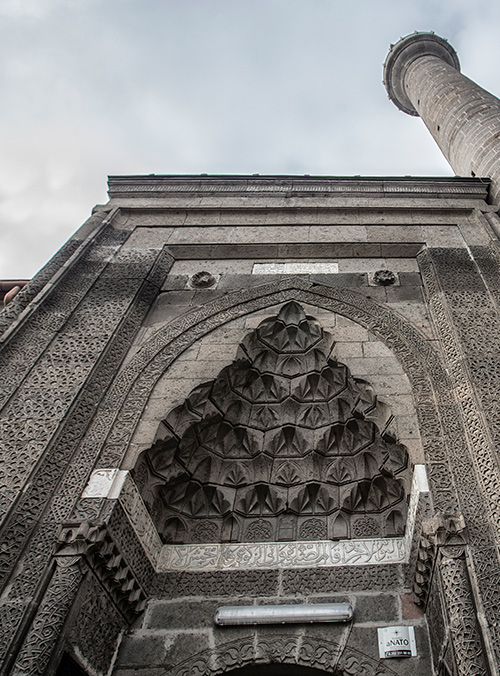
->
[384,32,500,204]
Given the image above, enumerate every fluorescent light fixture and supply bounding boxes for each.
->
[214,603,353,626]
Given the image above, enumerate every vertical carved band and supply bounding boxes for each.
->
[419,247,500,668]
[439,553,489,676]
[10,557,84,676]
[0,239,173,666]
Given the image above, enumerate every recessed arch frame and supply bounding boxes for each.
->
[73,276,458,674]
[94,276,451,471]
[165,634,400,676]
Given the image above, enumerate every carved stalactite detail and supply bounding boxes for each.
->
[413,513,467,607]
[135,302,409,544]
[56,521,147,622]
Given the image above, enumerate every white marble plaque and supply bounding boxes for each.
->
[252,262,339,275]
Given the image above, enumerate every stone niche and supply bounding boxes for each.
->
[133,302,410,544]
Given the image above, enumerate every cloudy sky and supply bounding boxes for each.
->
[1,0,500,279]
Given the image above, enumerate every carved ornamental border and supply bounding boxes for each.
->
[93,277,451,473]
[84,466,429,572]
[107,174,487,198]
[166,634,400,676]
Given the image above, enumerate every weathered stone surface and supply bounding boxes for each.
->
[354,594,399,623]
[146,599,221,629]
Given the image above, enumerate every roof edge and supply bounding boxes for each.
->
[107,174,489,200]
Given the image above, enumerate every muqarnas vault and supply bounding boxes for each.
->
[136,301,409,545]
[2,30,500,676]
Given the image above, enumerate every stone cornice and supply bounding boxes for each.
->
[108,174,488,201]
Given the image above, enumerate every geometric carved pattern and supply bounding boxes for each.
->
[69,572,125,676]
[168,635,400,676]
[158,569,280,598]
[134,302,409,544]
[10,557,84,676]
[282,564,402,595]
[439,554,489,676]
[419,246,500,666]
[156,564,401,598]
[0,232,171,665]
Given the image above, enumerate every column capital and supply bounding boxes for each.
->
[383,32,460,116]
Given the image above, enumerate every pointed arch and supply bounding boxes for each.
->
[93,277,451,471]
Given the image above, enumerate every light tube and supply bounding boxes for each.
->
[214,603,353,626]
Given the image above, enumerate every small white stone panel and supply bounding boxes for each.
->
[252,262,339,274]
[378,626,417,659]
[81,468,129,499]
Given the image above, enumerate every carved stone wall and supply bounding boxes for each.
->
[162,636,401,676]
[440,553,488,676]
[114,558,432,675]
[0,268,444,676]
[0,214,172,672]
[63,573,125,676]
[9,557,85,676]
[108,281,437,676]
[419,246,500,670]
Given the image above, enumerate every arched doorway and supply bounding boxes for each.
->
[225,666,335,676]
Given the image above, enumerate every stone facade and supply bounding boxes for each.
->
[2,32,500,676]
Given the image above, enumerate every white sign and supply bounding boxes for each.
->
[378,626,417,659]
[252,262,339,275]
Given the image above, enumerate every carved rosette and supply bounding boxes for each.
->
[134,302,409,544]
[189,270,217,288]
[372,269,398,286]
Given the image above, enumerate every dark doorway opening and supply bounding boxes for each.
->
[55,653,88,676]
[225,666,335,676]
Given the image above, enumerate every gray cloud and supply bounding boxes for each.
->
[1,0,499,277]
